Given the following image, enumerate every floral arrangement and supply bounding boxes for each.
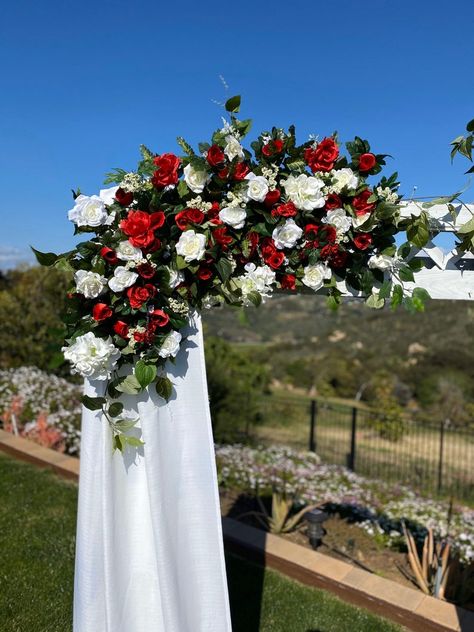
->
[33,96,429,449]
[216,443,474,564]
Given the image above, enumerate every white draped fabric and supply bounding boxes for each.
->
[73,314,232,632]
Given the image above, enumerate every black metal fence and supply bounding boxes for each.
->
[249,394,474,502]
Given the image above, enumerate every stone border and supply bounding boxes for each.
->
[223,517,474,632]
[1,430,473,631]
[0,429,79,481]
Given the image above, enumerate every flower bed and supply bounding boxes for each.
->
[0,367,82,455]
[216,444,474,564]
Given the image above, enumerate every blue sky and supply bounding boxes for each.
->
[0,0,473,268]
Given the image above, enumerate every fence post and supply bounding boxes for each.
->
[348,407,357,471]
[437,420,445,494]
[309,400,317,452]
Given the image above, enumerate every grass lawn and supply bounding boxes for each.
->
[0,452,404,632]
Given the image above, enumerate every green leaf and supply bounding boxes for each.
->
[155,376,173,401]
[246,291,262,307]
[215,258,233,283]
[176,255,188,270]
[30,247,59,267]
[81,395,106,411]
[458,217,474,234]
[326,294,341,311]
[114,418,139,432]
[122,435,145,448]
[379,280,392,299]
[114,434,124,452]
[390,284,403,310]
[135,360,157,388]
[466,119,474,133]
[176,136,195,156]
[366,293,385,309]
[225,95,241,113]
[54,257,75,273]
[398,266,415,282]
[108,402,124,418]
[406,214,430,248]
[115,374,142,395]
[412,287,430,303]
[140,144,155,160]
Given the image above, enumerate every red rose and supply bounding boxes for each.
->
[264,189,281,208]
[325,193,342,210]
[213,227,233,248]
[113,320,129,339]
[321,244,348,268]
[175,208,205,230]
[120,210,165,248]
[247,231,260,257]
[233,162,250,181]
[261,237,277,259]
[359,153,377,172]
[262,139,284,157]
[148,308,169,329]
[137,262,156,279]
[206,144,225,168]
[352,190,375,216]
[133,330,147,344]
[304,224,337,247]
[280,274,296,290]
[126,284,156,309]
[115,188,133,206]
[217,167,229,179]
[100,246,119,265]
[266,251,285,269]
[272,201,297,218]
[151,153,180,188]
[304,138,339,172]
[92,303,113,321]
[197,266,213,280]
[353,233,373,250]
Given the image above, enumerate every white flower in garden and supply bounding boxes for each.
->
[224,135,245,161]
[368,254,394,271]
[243,173,269,203]
[272,219,303,250]
[331,168,358,193]
[302,263,332,291]
[62,332,120,380]
[176,229,207,262]
[282,174,325,211]
[74,270,107,299]
[167,267,185,289]
[116,241,143,262]
[219,206,247,230]
[324,208,352,235]
[108,266,139,292]
[183,164,209,194]
[158,330,182,358]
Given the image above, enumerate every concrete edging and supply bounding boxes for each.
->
[222,517,474,632]
[1,430,473,632]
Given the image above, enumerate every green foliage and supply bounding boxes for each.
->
[364,372,406,441]
[0,266,70,373]
[204,334,270,442]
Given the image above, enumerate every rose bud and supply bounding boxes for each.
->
[113,320,129,339]
[233,162,250,181]
[115,187,133,206]
[264,190,281,208]
[359,153,377,172]
[100,246,119,265]
[206,144,225,168]
[197,266,213,281]
[92,303,113,321]
[280,274,296,290]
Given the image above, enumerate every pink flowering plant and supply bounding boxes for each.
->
[33,97,430,449]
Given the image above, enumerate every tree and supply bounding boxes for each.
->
[0,266,70,372]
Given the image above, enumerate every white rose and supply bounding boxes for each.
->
[62,332,120,380]
[74,270,107,299]
[167,267,185,289]
[183,164,209,194]
[272,219,303,250]
[224,135,245,161]
[283,174,325,211]
[219,206,247,230]
[324,208,352,234]
[243,173,269,202]
[116,241,143,261]
[368,254,394,271]
[302,263,332,291]
[176,230,207,262]
[68,195,110,227]
[331,168,358,193]
[238,263,276,305]
[108,266,139,292]
[158,330,182,359]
